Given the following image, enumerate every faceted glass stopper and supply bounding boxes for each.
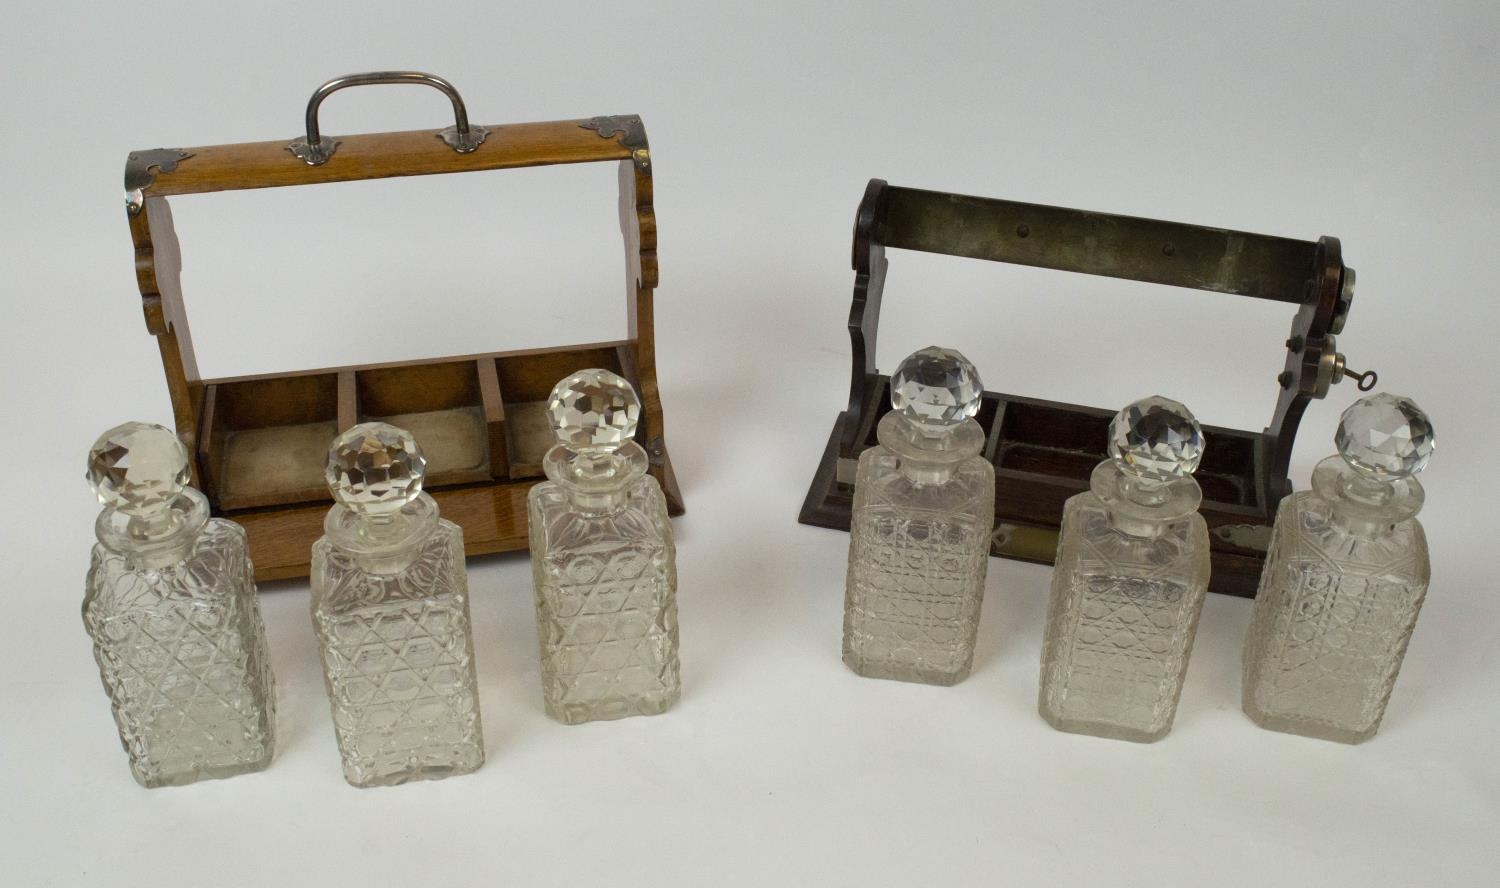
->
[547,369,641,454]
[87,421,190,517]
[890,346,983,427]
[1109,395,1204,482]
[1335,393,1435,480]
[325,422,427,516]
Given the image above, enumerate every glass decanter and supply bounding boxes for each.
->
[1242,393,1436,743]
[843,346,995,685]
[528,369,680,724]
[1039,396,1211,742]
[310,422,484,786]
[82,422,276,787]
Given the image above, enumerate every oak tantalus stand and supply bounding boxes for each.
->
[799,179,1375,598]
[125,72,682,581]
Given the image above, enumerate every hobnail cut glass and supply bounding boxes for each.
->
[844,348,994,687]
[528,370,680,724]
[84,517,276,787]
[1242,394,1435,743]
[1039,489,1210,741]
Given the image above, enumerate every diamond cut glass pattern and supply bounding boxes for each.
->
[1108,395,1203,481]
[311,423,483,785]
[84,518,276,787]
[528,371,680,724]
[844,347,994,686]
[1242,393,1435,743]
[889,346,983,426]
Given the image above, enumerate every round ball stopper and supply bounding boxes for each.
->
[87,421,191,517]
[324,422,427,516]
[1335,393,1435,480]
[547,369,641,453]
[1109,395,1204,482]
[890,346,983,427]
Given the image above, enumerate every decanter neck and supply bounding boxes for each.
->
[95,488,210,570]
[324,492,440,574]
[1088,460,1202,538]
[875,412,985,485]
[1310,455,1424,538]
[542,441,649,514]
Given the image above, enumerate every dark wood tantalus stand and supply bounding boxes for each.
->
[125,74,681,581]
[799,179,1360,598]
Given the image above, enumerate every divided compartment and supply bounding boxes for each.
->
[991,399,1260,508]
[355,359,498,488]
[495,344,629,478]
[201,373,340,511]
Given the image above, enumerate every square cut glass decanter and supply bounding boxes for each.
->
[528,369,680,724]
[1039,396,1211,742]
[1243,393,1436,743]
[82,422,276,787]
[843,346,995,685]
[311,422,484,786]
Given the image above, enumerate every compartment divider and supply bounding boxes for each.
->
[336,370,358,433]
[477,358,510,479]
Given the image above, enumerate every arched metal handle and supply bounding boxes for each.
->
[287,71,489,165]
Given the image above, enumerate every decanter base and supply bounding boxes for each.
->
[1039,704,1171,744]
[1242,699,1378,745]
[545,691,679,726]
[343,753,484,788]
[132,747,274,789]
[843,652,971,687]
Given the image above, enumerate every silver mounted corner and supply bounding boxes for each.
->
[579,115,650,169]
[124,149,193,215]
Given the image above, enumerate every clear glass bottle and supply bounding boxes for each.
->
[843,346,995,685]
[1242,393,1436,743]
[1039,396,1211,742]
[528,369,680,724]
[310,422,484,786]
[82,421,276,787]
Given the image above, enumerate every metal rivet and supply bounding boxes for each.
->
[1162,243,1175,257]
[1277,371,1294,389]
[1016,224,1030,238]
[1285,336,1303,352]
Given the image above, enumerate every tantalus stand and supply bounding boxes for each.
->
[125,71,683,581]
[800,178,1375,597]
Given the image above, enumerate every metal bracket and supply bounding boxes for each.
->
[646,436,667,467]
[124,149,192,215]
[1213,523,1274,552]
[579,115,650,170]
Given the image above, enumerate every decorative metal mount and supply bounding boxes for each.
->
[124,149,193,215]
[579,115,650,169]
[286,71,489,166]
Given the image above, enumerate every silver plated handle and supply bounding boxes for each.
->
[287,71,489,165]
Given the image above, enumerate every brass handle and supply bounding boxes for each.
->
[287,71,489,165]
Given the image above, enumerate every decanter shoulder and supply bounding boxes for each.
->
[854,446,995,503]
[1274,490,1430,583]
[1059,489,1208,577]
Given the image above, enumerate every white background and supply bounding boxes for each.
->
[2,2,1497,885]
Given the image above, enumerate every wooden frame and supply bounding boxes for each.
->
[126,111,682,581]
[800,179,1357,597]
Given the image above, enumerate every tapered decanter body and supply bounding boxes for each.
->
[1039,397,1211,742]
[81,422,275,787]
[310,423,484,786]
[528,370,680,724]
[843,347,995,685]
[1243,394,1435,743]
